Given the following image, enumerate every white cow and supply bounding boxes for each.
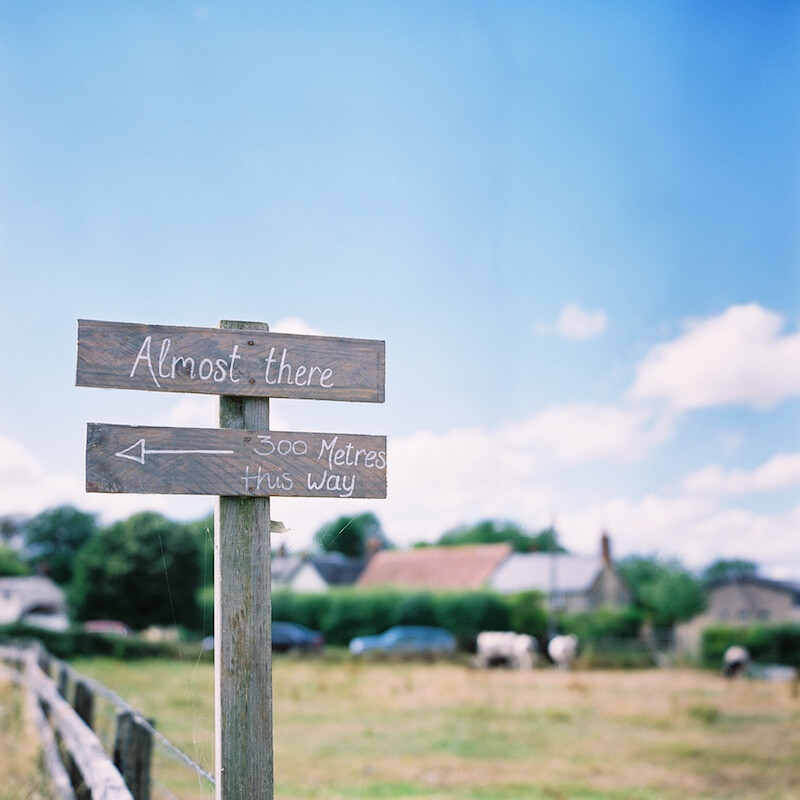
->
[547,634,579,670]
[476,631,538,670]
[722,645,750,679]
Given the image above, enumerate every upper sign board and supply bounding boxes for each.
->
[86,423,387,498]
[76,319,385,402]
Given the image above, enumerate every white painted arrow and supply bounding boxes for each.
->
[115,438,235,465]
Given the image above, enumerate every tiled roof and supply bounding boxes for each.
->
[357,543,513,591]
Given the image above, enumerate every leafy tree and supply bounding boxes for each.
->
[436,520,566,554]
[507,591,549,637]
[0,545,29,577]
[183,513,215,587]
[618,556,706,628]
[70,512,201,630]
[0,514,28,545]
[314,512,390,557]
[23,506,98,584]
[702,559,758,583]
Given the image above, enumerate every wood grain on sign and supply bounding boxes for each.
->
[85,423,388,498]
[76,319,385,402]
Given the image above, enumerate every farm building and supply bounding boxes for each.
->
[675,574,800,658]
[272,552,367,592]
[704,575,800,624]
[489,535,632,612]
[0,575,69,630]
[357,535,631,611]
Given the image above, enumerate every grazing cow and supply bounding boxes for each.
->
[722,645,750,679]
[476,631,538,670]
[547,634,579,670]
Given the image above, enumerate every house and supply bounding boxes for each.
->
[272,552,367,593]
[675,575,800,658]
[704,575,800,624]
[356,535,631,612]
[488,534,631,612]
[357,543,512,591]
[0,575,69,630]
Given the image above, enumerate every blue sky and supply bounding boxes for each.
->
[1,2,798,576]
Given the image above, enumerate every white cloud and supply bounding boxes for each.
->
[682,452,800,497]
[507,403,673,464]
[165,396,216,428]
[271,317,327,336]
[629,304,800,410]
[0,436,87,518]
[556,304,608,339]
[535,304,608,340]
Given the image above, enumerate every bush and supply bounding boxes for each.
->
[560,606,643,642]
[321,590,403,645]
[0,624,182,660]
[700,623,800,668]
[507,591,548,637]
[270,589,514,649]
[433,591,510,649]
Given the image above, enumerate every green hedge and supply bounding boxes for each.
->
[559,606,644,642]
[700,623,800,668]
[272,588,524,648]
[0,624,188,660]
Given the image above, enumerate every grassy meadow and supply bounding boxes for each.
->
[56,655,800,800]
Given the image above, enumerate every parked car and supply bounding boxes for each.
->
[271,622,325,654]
[83,620,131,637]
[349,625,457,657]
[199,622,325,654]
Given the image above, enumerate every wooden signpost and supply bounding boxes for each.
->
[77,319,386,800]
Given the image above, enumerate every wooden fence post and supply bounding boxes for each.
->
[113,711,153,800]
[73,678,94,730]
[57,662,71,699]
[215,320,273,800]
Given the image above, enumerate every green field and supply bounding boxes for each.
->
[60,656,800,800]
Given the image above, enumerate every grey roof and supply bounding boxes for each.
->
[489,553,605,595]
[0,576,66,614]
[707,575,800,598]
[310,553,366,585]
[271,553,366,588]
[271,556,304,584]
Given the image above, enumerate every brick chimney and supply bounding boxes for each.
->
[600,532,612,566]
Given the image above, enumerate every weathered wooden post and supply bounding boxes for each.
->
[73,678,94,730]
[77,317,386,800]
[113,710,153,800]
[215,320,273,798]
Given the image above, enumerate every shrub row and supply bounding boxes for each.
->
[269,589,645,651]
[0,624,187,660]
[700,623,800,668]
[271,588,518,648]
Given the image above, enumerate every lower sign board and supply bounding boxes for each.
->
[86,423,387,498]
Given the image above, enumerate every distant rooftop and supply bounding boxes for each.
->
[357,543,512,591]
[489,553,605,595]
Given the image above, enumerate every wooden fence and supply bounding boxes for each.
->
[0,644,209,800]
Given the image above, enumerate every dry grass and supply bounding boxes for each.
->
[0,675,53,800]
[67,658,800,799]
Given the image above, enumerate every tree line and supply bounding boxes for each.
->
[0,506,756,634]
